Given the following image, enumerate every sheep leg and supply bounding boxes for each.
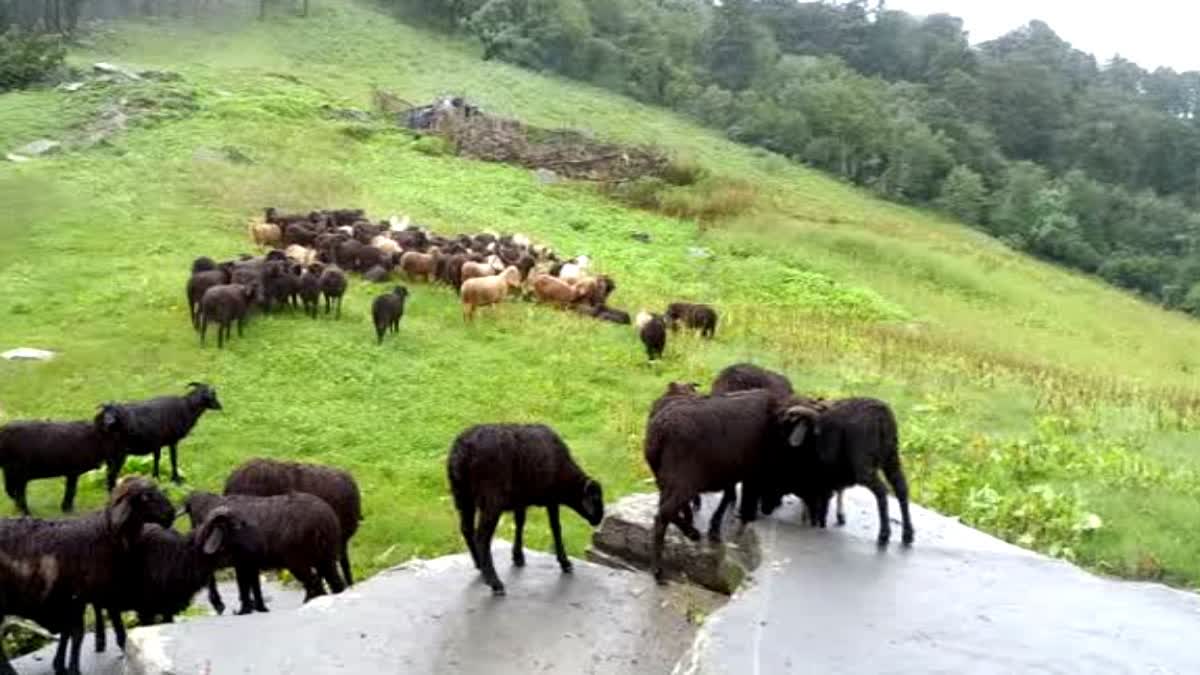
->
[836,489,847,527]
[108,607,126,651]
[883,465,914,545]
[105,456,124,492]
[93,603,106,653]
[251,571,268,612]
[651,492,691,585]
[233,566,257,615]
[294,566,326,602]
[864,475,893,547]
[168,443,181,483]
[237,316,246,338]
[206,574,226,615]
[152,448,162,479]
[707,488,738,543]
[457,503,480,569]
[340,541,354,585]
[52,626,69,674]
[474,507,505,595]
[58,473,79,513]
[546,504,572,573]
[199,313,208,346]
[511,507,527,567]
[4,472,29,516]
[318,559,345,594]
[335,297,342,319]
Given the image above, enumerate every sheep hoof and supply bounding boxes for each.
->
[902,529,915,546]
[836,514,847,527]
[558,559,573,574]
[490,585,507,597]
[876,532,891,548]
[653,570,668,586]
[236,607,254,616]
[512,553,526,568]
[707,531,723,545]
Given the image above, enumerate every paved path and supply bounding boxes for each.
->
[680,488,1200,674]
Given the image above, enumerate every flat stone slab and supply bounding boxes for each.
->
[122,542,719,675]
[11,577,303,675]
[590,492,760,594]
[681,488,1200,674]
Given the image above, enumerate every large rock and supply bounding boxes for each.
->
[589,492,760,595]
[119,542,719,675]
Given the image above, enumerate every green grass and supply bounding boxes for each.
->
[1,1,1199,589]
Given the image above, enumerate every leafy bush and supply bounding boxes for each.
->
[0,30,66,92]
[660,158,708,186]
[412,135,453,157]
[659,177,757,221]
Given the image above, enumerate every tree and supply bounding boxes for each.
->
[937,165,988,224]
[706,0,777,91]
[991,161,1048,238]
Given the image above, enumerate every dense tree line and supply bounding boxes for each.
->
[382,0,1200,314]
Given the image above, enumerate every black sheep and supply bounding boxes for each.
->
[356,245,384,273]
[643,389,800,582]
[0,404,130,514]
[666,302,718,339]
[335,239,364,271]
[768,397,914,547]
[320,266,348,318]
[363,265,390,283]
[262,261,299,313]
[0,477,174,675]
[186,268,230,330]
[299,265,322,318]
[113,382,223,483]
[224,458,363,585]
[636,312,667,361]
[191,256,217,274]
[711,363,794,398]
[447,424,605,596]
[200,284,254,348]
[184,491,345,614]
[371,286,409,345]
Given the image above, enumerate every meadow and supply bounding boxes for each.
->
[1,1,1199,591]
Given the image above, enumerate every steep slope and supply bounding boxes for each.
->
[0,1,1198,587]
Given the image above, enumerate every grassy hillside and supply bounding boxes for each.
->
[1,1,1199,589]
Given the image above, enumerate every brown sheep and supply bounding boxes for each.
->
[530,274,584,308]
[249,220,282,249]
[460,261,495,284]
[400,249,440,282]
[460,267,521,322]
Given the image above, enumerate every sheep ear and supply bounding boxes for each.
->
[788,422,809,447]
[202,523,225,555]
[110,495,133,530]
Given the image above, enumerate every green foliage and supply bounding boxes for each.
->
[412,135,453,156]
[0,29,64,92]
[704,0,777,92]
[937,165,987,224]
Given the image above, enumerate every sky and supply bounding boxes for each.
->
[885,0,1200,72]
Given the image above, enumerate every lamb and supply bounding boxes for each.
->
[666,302,719,339]
[224,458,364,586]
[199,283,255,348]
[186,268,230,330]
[319,265,348,318]
[766,397,914,547]
[0,477,175,675]
[635,311,667,361]
[184,491,345,614]
[643,389,803,582]
[529,273,582,307]
[249,220,282,248]
[447,424,605,595]
[299,264,322,318]
[400,250,440,282]
[0,404,130,514]
[460,266,521,322]
[112,382,223,484]
[371,286,409,345]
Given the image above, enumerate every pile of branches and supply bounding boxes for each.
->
[392,92,669,182]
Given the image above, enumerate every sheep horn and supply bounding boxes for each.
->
[186,381,206,390]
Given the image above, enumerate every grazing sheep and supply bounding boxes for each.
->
[0,477,174,675]
[319,265,348,318]
[447,424,604,595]
[200,284,255,348]
[460,266,521,322]
[371,286,409,345]
[184,491,345,614]
[666,302,719,339]
[186,268,230,329]
[767,397,914,547]
[0,404,130,514]
[530,273,583,307]
[643,389,802,582]
[249,220,282,248]
[635,311,667,361]
[113,382,222,484]
[711,363,794,397]
[400,250,440,282]
[224,458,363,586]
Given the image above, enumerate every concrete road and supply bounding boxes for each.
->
[680,488,1200,675]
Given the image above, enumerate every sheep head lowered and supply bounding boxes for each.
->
[186,382,224,412]
[777,397,832,447]
[571,479,605,526]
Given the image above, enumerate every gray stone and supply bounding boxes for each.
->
[534,168,560,184]
[92,62,142,80]
[682,488,1200,674]
[118,542,717,675]
[589,492,760,595]
[11,140,61,158]
[1,348,55,361]
[58,81,86,93]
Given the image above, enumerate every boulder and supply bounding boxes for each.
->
[588,492,761,595]
[2,348,56,362]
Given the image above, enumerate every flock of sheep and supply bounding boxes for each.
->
[0,207,914,675]
[188,207,720,357]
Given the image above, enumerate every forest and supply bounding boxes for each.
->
[5,0,1200,313]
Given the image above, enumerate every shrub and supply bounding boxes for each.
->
[413,135,454,157]
[660,158,708,186]
[0,30,66,92]
[659,176,757,221]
